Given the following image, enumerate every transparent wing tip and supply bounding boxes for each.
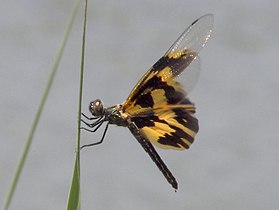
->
[193,14,214,26]
[195,14,214,36]
[166,14,214,55]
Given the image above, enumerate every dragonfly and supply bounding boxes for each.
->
[81,14,213,190]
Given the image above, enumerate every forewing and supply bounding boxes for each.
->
[123,14,213,115]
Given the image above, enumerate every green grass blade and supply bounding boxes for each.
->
[67,157,81,210]
[67,0,88,209]
[1,1,80,210]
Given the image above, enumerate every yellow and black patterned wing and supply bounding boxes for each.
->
[131,100,198,150]
[123,14,213,150]
[123,14,213,115]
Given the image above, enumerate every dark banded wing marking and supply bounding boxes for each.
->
[132,101,198,150]
[128,122,178,189]
[123,50,197,116]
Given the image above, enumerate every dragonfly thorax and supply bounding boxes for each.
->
[105,104,129,127]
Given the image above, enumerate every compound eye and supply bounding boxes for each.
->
[89,99,104,117]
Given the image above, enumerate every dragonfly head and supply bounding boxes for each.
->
[89,99,104,117]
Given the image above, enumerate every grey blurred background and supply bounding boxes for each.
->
[1,0,278,209]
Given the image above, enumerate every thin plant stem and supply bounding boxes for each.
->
[76,0,88,154]
[67,0,88,209]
